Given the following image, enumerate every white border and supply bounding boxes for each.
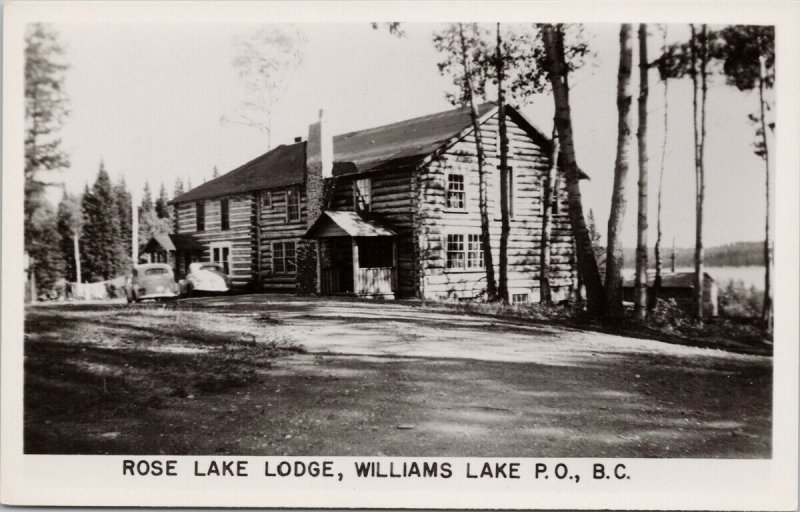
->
[2,1,798,509]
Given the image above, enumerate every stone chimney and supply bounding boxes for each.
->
[297,109,333,294]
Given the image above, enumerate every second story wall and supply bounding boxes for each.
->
[175,194,253,287]
[254,185,308,290]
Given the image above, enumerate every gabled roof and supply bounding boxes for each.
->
[173,103,560,204]
[303,211,396,238]
[172,142,306,203]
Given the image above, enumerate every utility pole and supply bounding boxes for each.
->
[131,185,139,265]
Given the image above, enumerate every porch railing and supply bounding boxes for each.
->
[356,267,393,296]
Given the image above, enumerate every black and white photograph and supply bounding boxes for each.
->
[2,1,798,509]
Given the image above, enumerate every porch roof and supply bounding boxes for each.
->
[303,211,396,238]
[143,233,205,253]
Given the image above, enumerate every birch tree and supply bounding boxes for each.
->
[604,24,634,321]
[224,26,305,150]
[716,25,774,330]
[634,23,650,320]
[541,23,605,316]
[652,25,670,308]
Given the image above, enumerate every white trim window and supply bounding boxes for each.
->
[272,241,297,274]
[446,233,484,270]
[446,173,466,210]
[354,178,372,212]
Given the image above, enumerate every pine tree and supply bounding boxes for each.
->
[174,177,185,198]
[212,165,220,179]
[81,163,123,281]
[28,203,65,295]
[155,182,170,218]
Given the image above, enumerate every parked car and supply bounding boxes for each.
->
[126,263,179,303]
[179,262,231,295]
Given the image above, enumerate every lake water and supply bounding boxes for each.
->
[623,266,767,290]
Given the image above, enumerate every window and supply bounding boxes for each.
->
[354,178,372,212]
[286,188,300,222]
[447,174,466,210]
[447,234,484,270]
[261,191,271,208]
[144,267,170,276]
[210,243,231,275]
[196,201,205,231]
[446,234,465,269]
[512,293,530,305]
[500,166,514,218]
[220,198,230,230]
[272,241,297,274]
[467,234,484,268]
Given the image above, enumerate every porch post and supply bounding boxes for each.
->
[352,237,360,295]
[315,239,322,295]
[391,237,398,292]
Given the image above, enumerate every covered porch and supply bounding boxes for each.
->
[304,211,397,299]
[142,233,205,280]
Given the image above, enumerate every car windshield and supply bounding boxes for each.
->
[145,268,170,276]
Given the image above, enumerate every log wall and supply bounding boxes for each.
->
[415,112,577,302]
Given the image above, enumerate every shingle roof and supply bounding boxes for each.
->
[172,142,306,203]
[173,103,557,203]
[303,211,397,238]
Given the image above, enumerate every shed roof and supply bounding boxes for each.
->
[142,233,204,253]
[303,211,397,238]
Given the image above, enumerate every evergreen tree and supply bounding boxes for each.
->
[212,165,220,179]
[174,177,185,198]
[140,181,154,213]
[81,163,123,281]
[28,203,65,294]
[114,177,133,273]
[25,23,70,295]
[155,182,170,218]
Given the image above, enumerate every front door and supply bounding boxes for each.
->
[209,242,232,276]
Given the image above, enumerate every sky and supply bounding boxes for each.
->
[53,22,772,249]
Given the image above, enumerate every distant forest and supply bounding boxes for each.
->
[622,241,767,269]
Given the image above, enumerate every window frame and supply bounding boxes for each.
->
[220,198,230,231]
[285,188,301,223]
[445,233,485,272]
[195,201,205,232]
[445,172,467,212]
[353,178,372,213]
[500,166,514,219]
[261,190,272,209]
[272,240,297,274]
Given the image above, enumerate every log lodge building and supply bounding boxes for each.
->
[166,103,579,302]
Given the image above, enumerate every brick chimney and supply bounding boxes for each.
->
[297,109,333,294]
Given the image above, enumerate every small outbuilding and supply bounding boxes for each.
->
[623,271,718,318]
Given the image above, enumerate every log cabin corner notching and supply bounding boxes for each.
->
[170,103,581,302]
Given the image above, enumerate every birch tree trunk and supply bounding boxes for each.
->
[496,23,510,303]
[692,24,707,322]
[458,23,496,300]
[604,23,634,321]
[652,26,669,310]
[634,23,649,321]
[542,24,605,316]
[758,54,772,331]
[540,127,559,304]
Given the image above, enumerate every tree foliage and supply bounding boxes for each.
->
[224,25,306,149]
[81,163,124,281]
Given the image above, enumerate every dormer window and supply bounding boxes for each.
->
[354,178,372,212]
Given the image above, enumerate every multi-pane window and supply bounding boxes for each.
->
[220,198,230,230]
[446,234,484,270]
[272,241,297,274]
[354,178,372,212]
[446,173,466,210]
[286,188,300,222]
[261,190,271,208]
[196,201,205,231]
[446,234,465,269]
[512,293,530,305]
[467,234,483,268]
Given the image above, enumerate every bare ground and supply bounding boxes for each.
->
[24,294,772,457]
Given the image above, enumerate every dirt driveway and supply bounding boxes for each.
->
[25,294,771,457]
